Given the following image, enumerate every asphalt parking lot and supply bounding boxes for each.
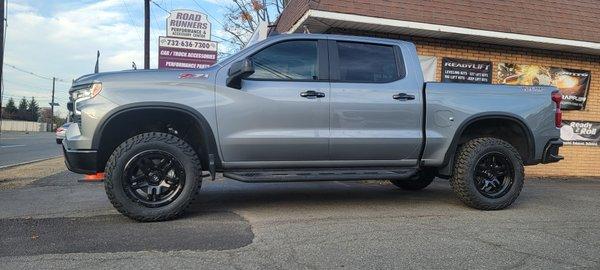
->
[0,164,599,269]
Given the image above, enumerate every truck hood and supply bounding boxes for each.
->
[71,64,222,89]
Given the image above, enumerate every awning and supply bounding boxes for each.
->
[288,10,600,56]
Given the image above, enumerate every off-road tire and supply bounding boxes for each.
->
[450,137,524,210]
[390,169,436,191]
[104,132,202,222]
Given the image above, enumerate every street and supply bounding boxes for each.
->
[0,132,61,168]
[1,166,599,269]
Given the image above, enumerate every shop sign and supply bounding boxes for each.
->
[158,36,218,69]
[441,58,492,84]
[497,63,591,110]
[159,8,217,70]
[166,9,211,40]
[561,120,600,146]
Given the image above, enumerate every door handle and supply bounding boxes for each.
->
[300,90,326,98]
[393,93,415,100]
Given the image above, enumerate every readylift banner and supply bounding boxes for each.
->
[441,58,492,84]
[561,120,600,146]
[497,63,591,110]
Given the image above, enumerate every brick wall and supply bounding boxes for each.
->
[277,0,600,43]
[329,28,600,177]
[276,0,311,33]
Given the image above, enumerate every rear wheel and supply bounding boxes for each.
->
[450,137,524,210]
[390,169,436,191]
[104,132,202,221]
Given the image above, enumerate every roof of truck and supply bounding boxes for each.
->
[266,33,413,46]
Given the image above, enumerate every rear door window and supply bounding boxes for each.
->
[335,42,400,83]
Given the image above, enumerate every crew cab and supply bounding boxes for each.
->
[62,34,563,221]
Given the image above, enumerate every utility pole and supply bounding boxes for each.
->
[50,77,55,131]
[144,0,150,69]
[0,0,5,135]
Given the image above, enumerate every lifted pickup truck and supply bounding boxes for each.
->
[63,34,563,221]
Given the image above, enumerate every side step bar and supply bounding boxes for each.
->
[223,168,418,183]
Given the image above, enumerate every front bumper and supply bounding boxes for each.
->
[62,145,98,174]
[541,139,563,164]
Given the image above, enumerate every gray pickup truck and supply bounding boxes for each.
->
[63,34,563,221]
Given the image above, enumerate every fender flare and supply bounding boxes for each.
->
[92,102,221,166]
[438,112,535,176]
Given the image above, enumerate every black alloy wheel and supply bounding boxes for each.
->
[123,150,186,207]
[473,152,514,199]
[450,137,524,210]
[105,132,202,222]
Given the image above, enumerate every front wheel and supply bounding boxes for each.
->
[104,132,202,221]
[450,137,524,210]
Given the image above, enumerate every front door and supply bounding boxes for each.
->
[328,40,423,164]
[216,39,330,164]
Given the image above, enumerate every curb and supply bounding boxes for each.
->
[0,156,63,170]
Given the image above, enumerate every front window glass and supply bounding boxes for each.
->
[248,40,319,80]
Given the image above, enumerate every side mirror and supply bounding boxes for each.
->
[226,58,255,89]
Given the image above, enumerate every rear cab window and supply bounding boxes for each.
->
[331,41,404,83]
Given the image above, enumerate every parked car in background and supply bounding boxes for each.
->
[55,122,72,144]
[62,34,563,221]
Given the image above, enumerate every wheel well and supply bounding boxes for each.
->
[457,118,532,162]
[437,116,533,178]
[95,108,215,172]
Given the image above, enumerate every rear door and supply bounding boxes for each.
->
[328,40,423,164]
[216,39,331,163]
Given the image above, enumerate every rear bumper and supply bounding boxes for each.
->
[541,139,563,164]
[62,145,98,174]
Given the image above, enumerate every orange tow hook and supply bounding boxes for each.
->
[83,172,105,182]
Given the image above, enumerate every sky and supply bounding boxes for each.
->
[1,0,236,117]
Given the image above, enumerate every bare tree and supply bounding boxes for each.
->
[222,0,284,50]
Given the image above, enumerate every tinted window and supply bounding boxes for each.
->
[248,40,319,80]
[336,42,399,83]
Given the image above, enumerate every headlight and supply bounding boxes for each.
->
[70,82,102,101]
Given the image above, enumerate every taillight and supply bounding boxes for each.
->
[552,91,562,128]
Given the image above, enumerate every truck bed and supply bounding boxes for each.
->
[421,82,559,167]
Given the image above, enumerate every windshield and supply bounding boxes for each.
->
[215,37,272,66]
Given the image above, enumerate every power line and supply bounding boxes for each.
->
[121,0,144,44]
[4,63,70,82]
[150,2,161,44]
[150,0,170,14]
[3,78,53,89]
[190,0,226,27]
[149,1,235,54]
